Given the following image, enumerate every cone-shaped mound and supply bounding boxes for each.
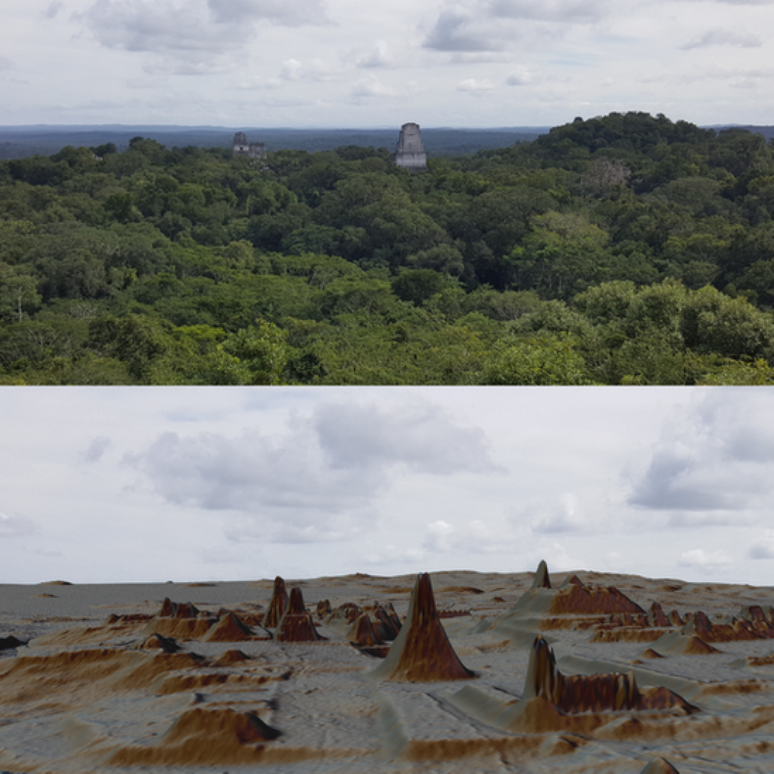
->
[203,612,254,642]
[640,757,680,773]
[373,603,401,640]
[141,615,215,640]
[531,560,552,589]
[681,610,768,643]
[651,631,722,655]
[524,636,694,714]
[141,633,181,653]
[549,582,645,616]
[158,598,200,618]
[163,707,280,744]
[647,602,670,627]
[347,613,384,647]
[216,649,250,665]
[262,576,288,628]
[108,708,281,766]
[370,573,474,682]
[275,587,322,642]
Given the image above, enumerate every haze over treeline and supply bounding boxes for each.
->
[3,111,774,386]
[0,127,550,162]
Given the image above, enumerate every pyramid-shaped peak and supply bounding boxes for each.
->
[523,635,562,702]
[158,598,199,619]
[275,587,322,642]
[531,560,552,589]
[287,586,306,615]
[262,576,288,628]
[370,572,473,682]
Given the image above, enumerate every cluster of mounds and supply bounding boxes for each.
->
[590,594,774,660]
[0,566,773,772]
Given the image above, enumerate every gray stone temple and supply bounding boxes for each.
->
[394,122,427,172]
[233,132,266,159]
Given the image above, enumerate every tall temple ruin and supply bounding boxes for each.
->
[232,132,266,160]
[394,122,427,172]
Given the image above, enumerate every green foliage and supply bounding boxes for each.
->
[482,333,592,385]
[3,117,774,384]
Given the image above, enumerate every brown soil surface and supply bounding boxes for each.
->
[1,568,773,773]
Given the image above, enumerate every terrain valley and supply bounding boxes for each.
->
[1,565,774,772]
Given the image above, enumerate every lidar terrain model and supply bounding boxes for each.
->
[1,565,774,772]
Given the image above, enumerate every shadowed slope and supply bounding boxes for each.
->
[107,708,280,766]
[524,636,695,714]
[371,573,474,682]
[275,587,322,642]
[531,560,551,589]
[263,577,289,628]
[640,757,680,773]
[347,613,384,647]
[448,635,695,734]
[203,612,256,642]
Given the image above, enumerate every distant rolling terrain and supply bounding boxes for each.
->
[0,126,551,160]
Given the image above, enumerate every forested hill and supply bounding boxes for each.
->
[2,111,774,386]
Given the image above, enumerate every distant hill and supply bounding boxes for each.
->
[705,125,774,141]
[0,126,551,160]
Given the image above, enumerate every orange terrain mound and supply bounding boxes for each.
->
[1,568,774,773]
[262,576,289,628]
[274,587,323,642]
[370,572,474,682]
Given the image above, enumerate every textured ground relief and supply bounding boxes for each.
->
[1,567,774,773]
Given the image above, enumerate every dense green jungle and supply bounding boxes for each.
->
[3,111,774,385]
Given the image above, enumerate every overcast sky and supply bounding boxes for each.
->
[2,387,773,586]
[1,0,773,128]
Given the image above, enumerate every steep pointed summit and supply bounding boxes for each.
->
[371,572,474,682]
[275,587,322,642]
[531,559,552,589]
[262,576,288,628]
[523,636,694,714]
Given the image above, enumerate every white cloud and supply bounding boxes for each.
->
[313,401,495,474]
[627,390,774,519]
[424,10,509,52]
[681,29,763,49]
[280,58,339,82]
[43,1,63,18]
[81,436,112,463]
[506,66,538,85]
[679,548,732,570]
[530,493,589,533]
[749,531,774,559]
[0,512,38,538]
[77,0,330,73]
[357,40,392,69]
[423,519,456,552]
[124,399,497,543]
[458,78,495,92]
[423,0,608,53]
[486,0,608,23]
[352,74,395,99]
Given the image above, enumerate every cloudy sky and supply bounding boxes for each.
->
[1,0,773,128]
[1,387,773,586]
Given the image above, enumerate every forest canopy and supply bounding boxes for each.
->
[2,112,774,385]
